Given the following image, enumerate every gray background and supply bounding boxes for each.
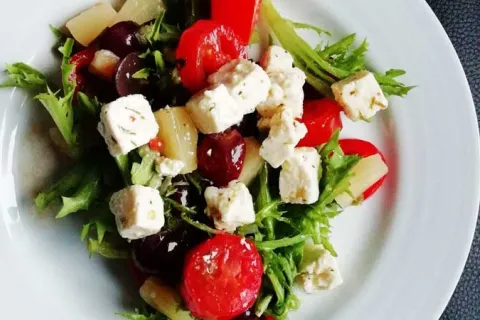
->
[425,0,480,319]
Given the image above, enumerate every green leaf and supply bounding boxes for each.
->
[35,87,79,157]
[148,10,166,44]
[375,69,415,97]
[132,68,151,80]
[115,154,131,186]
[59,38,76,94]
[0,63,48,91]
[87,238,129,259]
[153,50,165,72]
[56,168,101,218]
[131,151,157,186]
[77,92,101,116]
[286,19,331,36]
[34,162,87,211]
[255,234,309,251]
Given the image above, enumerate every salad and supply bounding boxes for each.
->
[0,0,413,319]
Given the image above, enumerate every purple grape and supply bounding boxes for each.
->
[99,21,142,59]
[132,222,208,286]
[115,52,147,96]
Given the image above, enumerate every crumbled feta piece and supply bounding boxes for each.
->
[109,185,165,240]
[204,180,255,232]
[186,84,243,134]
[98,95,159,156]
[331,71,388,121]
[155,157,185,177]
[335,154,388,207]
[257,67,306,119]
[260,45,294,72]
[259,108,307,168]
[208,59,270,114]
[298,243,343,293]
[280,147,320,204]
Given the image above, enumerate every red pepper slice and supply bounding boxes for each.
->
[176,20,247,93]
[181,234,263,320]
[211,0,262,44]
[298,99,343,147]
[69,46,96,93]
[148,137,164,152]
[339,139,387,200]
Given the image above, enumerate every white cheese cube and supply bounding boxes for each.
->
[260,45,294,72]
[155,157,185,177]
[186,84,243,134]
[109,185,165,240]
[335,154,388,207]
[204,180,255,232]
[280,147,320,204]
[208,59,271,114]
[331,71,388,121]
[298,243,343,293]
[259,108,307,168]
[257,67,306,119]
[98,94,159,156]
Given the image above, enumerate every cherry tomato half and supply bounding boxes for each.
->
[339,139,387,200]
[176,20,247,93]
[211,0,262,44]
[297,99,343,147]
[69,46,96,93]
[181,234,263,320]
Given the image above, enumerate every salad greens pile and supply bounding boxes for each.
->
[0,0,412,319]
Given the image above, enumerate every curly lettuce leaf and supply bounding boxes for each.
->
[0,63,48,91]
[59,38,75,94]
[56,168,101,218]
[77,91,101,116]
[34,162,87,211]
[131,151,157,186]
[375,69,415,97]
[35,87,80,156]
[117,310,168,320]
[81,203,116,244]
[87,238,129,259]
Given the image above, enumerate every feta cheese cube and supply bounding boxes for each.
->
[335,154,388,207]
[155,157,185,177]
[280,147,320,204]
[331,71,388,121]
[257,67,306,119]
[109,185,165,240]
[186,84,243,134]
[259,108,307,168]
[208,59,271,114]
[260,45,294,72]
[98,94,159,156]
[204,180,255,232]
[298,243,343,293]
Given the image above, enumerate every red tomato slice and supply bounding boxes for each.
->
[211,0,262,44]
[181,234,263,320]
[297,99,343,147]
[69,47,96,93]
[339,139,387,200]
[176,20,247,93]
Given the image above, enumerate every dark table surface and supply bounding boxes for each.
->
[425,0,480,319]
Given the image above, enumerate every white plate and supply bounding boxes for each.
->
[0,0,478,319]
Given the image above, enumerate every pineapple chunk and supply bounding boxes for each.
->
[335,154,388,207]
[140,277,194,320]
[66,3,117,47]
[238,137,265,185]
[154,107,198,174]
[111,0,166,26]
[88,50,120,81]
